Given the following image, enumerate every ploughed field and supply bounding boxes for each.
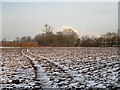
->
[0,47,120,89]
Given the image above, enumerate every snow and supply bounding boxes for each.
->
[1,47,120,89]
[21,50,52,88]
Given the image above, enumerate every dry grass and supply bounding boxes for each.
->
[0,42,39,47]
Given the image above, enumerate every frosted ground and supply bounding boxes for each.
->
[0,47,120,89]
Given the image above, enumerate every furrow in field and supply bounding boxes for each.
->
[26,49,86,85]
[21,49,52,88]
[25,49,86,88]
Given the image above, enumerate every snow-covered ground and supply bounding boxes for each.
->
[0,47,120,89]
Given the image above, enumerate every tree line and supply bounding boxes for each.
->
[2,24,120,47]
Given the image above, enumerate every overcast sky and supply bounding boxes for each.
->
[2,2,118,40]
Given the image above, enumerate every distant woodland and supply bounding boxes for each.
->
[2,24,120,47]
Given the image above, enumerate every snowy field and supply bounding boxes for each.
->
[0,47,120,89]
